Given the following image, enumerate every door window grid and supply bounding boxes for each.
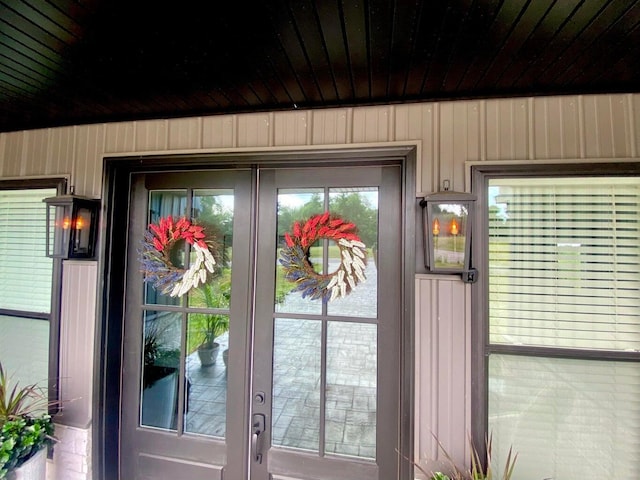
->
[140,189,234,439]
[271,187,379,460]
[484,175,640,480]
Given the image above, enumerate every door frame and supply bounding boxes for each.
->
[95,145,417,480]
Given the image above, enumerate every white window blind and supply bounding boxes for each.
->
[0,188,55,314]
[486,176,640,480]
[488,178,640,352]
[489,354,640,480]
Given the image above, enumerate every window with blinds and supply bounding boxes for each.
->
[486,176,640,480]
[0,187,56,389]
[0,188,55,313]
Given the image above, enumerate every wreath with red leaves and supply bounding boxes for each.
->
[139,216,218,297]
[279,212,367,302]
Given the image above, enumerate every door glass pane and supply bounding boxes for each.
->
[145,190,187,307]
[272,318,321,451]
[185,312,229,438]
[187,189,234,307]
[326,322,376,459]
[141,310,182,430]
[328,188,378,318]
[276,189,325,315]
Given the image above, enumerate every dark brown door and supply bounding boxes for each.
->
[120,164,402,480]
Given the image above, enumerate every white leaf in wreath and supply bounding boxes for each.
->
[351,247,365,258]
[338,238,351,247]
[346,274,355,289]
[327,275,338,290]
[354,268,366,283]
[341,248,353,264]
[351,240,365,249]
[330,285,340,301]
[199,268,207,284]
[340,282,347,298]
[352,255,365,270]
[179,279,191,297]
[337,269,345,283]
[204,257,215,272]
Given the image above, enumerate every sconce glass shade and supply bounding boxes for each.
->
[43,194,100,259]
[421,190,476,275]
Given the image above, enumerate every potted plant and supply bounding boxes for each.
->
[195,314,229,367]
[0,363,55,480]
[192,282,230,367]
[406,433,517,480]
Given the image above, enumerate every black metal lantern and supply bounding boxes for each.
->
[43,194,100,259]
[420,181,477,283]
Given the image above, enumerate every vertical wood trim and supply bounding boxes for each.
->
[59,261,97,428]
[389,105,396,142]
[310,109,349,145]
[527,97,535,160]
[0,131,6,176]
[627,94,637,158]
[415,276,470,471]
[578,95,586,158]
[236,113,271,147]
[168,118,201,150]
[432,103,440,193]
[479,100,487,162]
[305,109,313,145]
[75,124,105,196]
[273,111,309,146]
[439,103,454,188]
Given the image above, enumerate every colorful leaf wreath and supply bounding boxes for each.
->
[279,211,367,302]
[139,215,218,297]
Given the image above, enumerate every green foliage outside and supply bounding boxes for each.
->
[277,192,378,247]
[187,271,231,354]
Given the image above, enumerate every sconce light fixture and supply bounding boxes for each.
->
[420,180,477,283]
[43,193,100,259]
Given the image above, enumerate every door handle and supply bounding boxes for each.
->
[252,413,265,464]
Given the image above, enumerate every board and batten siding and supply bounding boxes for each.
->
[1,93,639,480]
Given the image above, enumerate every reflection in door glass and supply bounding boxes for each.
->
[272,318,321,451]
[328,188,378,318]
[184,189,234,438]
[185,313,229,438]
[275,189,324,315]
[140,310,182,430]
[188,189,234,308]
[145,190,187,307]
[326,322,377,459]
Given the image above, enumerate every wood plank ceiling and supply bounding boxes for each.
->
[1,0,639,133]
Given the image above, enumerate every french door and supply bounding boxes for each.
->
[120,164,403,480]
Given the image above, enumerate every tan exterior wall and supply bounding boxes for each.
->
[2,93,639,479]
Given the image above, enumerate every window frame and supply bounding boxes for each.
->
[470,161,640,461]
[0,177,66,410]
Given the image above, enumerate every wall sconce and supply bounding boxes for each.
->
[43,193,100,259]
[420,180,477,283]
